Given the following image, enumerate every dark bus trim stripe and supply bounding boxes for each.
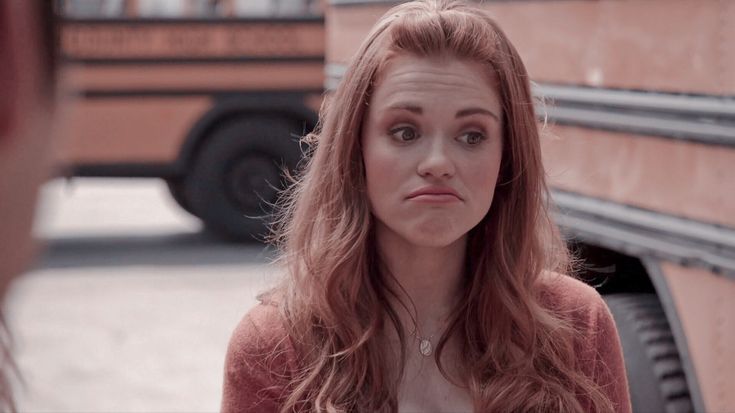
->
[545,106,735,147]
[75,88,325,98]
[536,84,735,118]
[63,56,325,65]
[552,189,735,279]
[67,163,178,178]
[537,84,735,147]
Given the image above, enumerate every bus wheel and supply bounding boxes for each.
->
[166,178,196,216]
[604,294,693,413]
[183,116,300,241]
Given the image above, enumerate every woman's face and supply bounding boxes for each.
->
[361,53,503,249]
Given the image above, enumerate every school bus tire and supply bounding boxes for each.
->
[166,178,196,216]
[603,293,693,413]
[182,116,301,241]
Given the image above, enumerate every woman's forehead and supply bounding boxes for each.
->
[377,51,496,80]
[369,54,502,115]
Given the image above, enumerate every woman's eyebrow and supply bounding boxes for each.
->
[456,107,500,122]
[386,104,422,114]
[384,104,500,122]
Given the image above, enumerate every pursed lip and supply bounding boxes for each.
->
[406,185,463,201]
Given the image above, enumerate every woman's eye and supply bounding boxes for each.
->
[389,126,418,142]
[458,131,485,145]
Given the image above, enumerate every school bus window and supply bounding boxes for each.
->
[60,0,322,18]
[62,0,125,18]
[232,0,319,16]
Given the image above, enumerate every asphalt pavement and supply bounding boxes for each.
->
[6,178,280,412]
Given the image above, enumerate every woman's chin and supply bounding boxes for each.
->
[401,227,468,249]
[375,216,475,250]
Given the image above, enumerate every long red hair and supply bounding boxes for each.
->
[269,1,615,411]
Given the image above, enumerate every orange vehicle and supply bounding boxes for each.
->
[57,0,324,240]
[326,1,734,412]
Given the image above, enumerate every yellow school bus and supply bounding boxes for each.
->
[57,0,324,240]
[326,1,734,412]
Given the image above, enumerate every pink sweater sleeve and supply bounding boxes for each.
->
[586,299,633,413]
[221,304,295,413]
[541,274,632,412]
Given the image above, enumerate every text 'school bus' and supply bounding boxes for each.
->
[325,1,735,412]
[57,0,324,240]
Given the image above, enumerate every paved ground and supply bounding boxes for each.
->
[6,179,280,412]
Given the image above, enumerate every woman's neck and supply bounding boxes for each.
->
[375,223,467,333]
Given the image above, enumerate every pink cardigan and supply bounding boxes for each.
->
[221,274,632,412]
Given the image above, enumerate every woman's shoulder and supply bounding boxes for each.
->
[537,272,633,412]
[536,271,615,337]
[226,301,293,363]
[221,301,296,412]
[537,271,606,314]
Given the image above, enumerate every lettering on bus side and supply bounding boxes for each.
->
[165,27,212,54]
[62,24,323,60]
[226,25,300,55]
[63,25,153,57]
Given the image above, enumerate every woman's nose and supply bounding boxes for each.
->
[416,137,456,178]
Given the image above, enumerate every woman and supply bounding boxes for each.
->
[222,0,631,412]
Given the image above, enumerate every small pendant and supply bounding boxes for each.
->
[419,339,432,356]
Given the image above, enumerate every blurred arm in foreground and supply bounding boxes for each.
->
[0,0,59,410]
